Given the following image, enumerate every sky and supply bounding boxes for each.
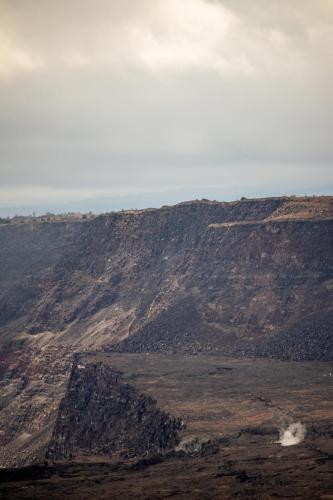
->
[0,0,332,215]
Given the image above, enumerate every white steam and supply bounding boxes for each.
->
[278,422,306,447]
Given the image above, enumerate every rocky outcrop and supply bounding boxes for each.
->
[47,361,183,460]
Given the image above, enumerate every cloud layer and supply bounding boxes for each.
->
[0,0,332,210]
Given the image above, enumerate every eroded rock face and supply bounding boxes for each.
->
[47,362,183,460]
[0,197,332,360]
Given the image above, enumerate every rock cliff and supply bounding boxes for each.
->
[1,196,331,360]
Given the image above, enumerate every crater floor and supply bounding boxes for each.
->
[1,354,332,499]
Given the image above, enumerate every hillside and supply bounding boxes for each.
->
[0,196,332,358]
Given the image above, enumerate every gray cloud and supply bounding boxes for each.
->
[0,0,332,210]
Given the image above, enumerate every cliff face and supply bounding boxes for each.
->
[113,218,333,360]
[0,196,332,360]
[47,361,183,461]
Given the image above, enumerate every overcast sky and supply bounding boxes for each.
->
[0,0,332,213]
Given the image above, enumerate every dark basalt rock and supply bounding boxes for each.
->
[0,196,332,360]
[47,361,184,460]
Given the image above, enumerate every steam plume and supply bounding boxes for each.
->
[278,422,306,447]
